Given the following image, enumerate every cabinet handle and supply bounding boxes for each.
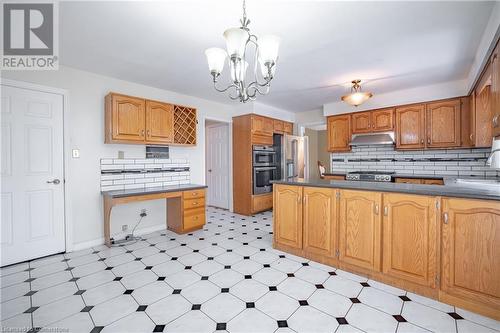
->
[443,212,449,224]
[147,130,150,137]
[470,134,474,141]
[193,216,198,220]
[420,139,424,144]
[427,138,431,144]
[493,115,499,128]
[141,129,145,136]
[374,204,379,215]
[383,206,388,216]
[297,196,301,203]
[193,202,198,206]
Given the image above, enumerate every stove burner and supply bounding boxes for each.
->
[346,171,395,182]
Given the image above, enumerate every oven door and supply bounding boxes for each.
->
[253,166,277,194]
[253,151,276,166]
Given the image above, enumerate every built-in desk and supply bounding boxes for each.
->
[101,184,207,246]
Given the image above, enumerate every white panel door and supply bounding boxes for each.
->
[206,124,229,209]
[1,84,65,266]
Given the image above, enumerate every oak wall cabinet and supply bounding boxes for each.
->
[327,115,351,152]
[105,92,197,146]
[395,104,427,149]
[491,41,500,138]
[352,108,394,134]
[426,99,461,148]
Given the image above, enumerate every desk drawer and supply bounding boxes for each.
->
[184,189,205,200]
[184,208,205,229]
[184,197,206,210]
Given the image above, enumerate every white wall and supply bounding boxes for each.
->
[2,66,288,250]
[323,80,467,116]
[467,1,500,91]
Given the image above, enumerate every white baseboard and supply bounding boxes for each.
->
[69,224,167,252]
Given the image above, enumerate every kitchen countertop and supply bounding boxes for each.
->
[102,184,207,198]
[272,178,500,201]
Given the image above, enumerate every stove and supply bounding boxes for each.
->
[346,171,395,182]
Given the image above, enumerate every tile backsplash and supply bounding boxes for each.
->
[100,158,190,192]
[330,146,497,177]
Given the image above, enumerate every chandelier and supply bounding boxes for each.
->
[204,0,280,103]
[341,80,373,107]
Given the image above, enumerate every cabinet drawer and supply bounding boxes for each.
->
[183,189,205,200]
[252,194,273,213]
[184,197,206,210]
[184,208,205,229]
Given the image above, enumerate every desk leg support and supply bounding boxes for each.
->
[103,197,113,247]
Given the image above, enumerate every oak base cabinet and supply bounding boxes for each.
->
[338,190,382,271]
[273,184,500,320]
[382,193,438,288]
[303,187,336,257]
[273,185,303,249]
[441,198,500,318]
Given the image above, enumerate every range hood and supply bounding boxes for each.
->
[349,131,395,146]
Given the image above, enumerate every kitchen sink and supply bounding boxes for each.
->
[455,178,500,190]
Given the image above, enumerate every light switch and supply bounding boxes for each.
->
[72,149,80,158]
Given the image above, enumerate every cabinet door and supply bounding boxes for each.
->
[273,120,284,133]
[283,122,293,134]
[426,99,461,148]
[372,108,394,132]
[327,115,351,152]
[145,100,174,144]
[351,111,371,134]
[303,187,336,257]
[252,116,274,136]
[442,198,500,309]
[382,193,438,288]
[475,84,493,147]
[273,185,303,249]
[491,41,500,137]
[339,190,382,271]
[395,104,425,149]
[111,94,145,142]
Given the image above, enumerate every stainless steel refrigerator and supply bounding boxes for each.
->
[282,134,309,180]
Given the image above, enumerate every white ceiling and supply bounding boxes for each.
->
[60,1,494,112]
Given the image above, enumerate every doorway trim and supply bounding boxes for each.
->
[204,117,232,211]
[1,78,74,252]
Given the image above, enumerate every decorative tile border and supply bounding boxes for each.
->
[100,158,190,191]
[331,146,498,177]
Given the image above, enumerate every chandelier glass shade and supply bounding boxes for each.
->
[205,0,280,103]
[341,80,373,107]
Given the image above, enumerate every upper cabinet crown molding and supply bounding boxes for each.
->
[104,92,197,146]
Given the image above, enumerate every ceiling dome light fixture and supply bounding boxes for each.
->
[204,0,280,103]
[341,80,373,107]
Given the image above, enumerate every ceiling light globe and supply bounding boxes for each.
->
[223,27,249,58]
[205,48,227,75]
[258,35,280,64]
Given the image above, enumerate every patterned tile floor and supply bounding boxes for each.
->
[1,207,500,333]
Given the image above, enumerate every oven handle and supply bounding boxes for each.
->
[254,151,276,155]
[254,166,277,171]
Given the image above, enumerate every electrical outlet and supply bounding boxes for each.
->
[122,225,128,231]
[140,209,147,217]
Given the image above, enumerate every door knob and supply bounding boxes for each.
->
[47,179,61,184]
